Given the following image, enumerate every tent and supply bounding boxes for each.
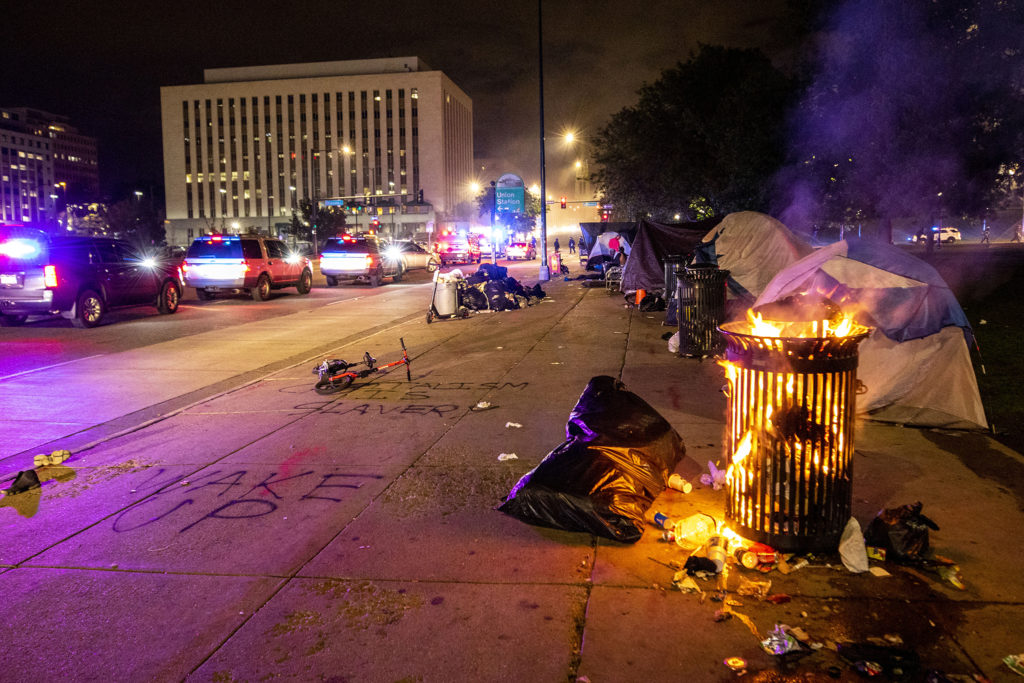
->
[755,238,987,430]
[620,218,721,294]
[694,211,814,300]
[578,222,638,255]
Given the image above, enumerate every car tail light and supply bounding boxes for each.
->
[180,261,191,273]
[365,255,375,267]
[44,264,58,288]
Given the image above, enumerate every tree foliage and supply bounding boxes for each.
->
[592,45,795,221]
[101,197,165,248]
[778,0,1024,228]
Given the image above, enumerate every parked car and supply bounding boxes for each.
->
[0,226,183,328]
[434,234,481,265]
[320,235,402,286]
[506,242,537,260]
[913,226,961,244]
[385,240,439,272]
[181,234,312,300]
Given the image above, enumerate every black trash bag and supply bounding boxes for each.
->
[462,284,488,310]
[485,280,518,311]
[639,293,666,312]
[498,375,686,543]
[863,501,939,564]
[476,263,508,281]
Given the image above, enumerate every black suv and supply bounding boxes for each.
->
[0,226,183,328]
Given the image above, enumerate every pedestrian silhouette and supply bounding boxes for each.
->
[554,238,560,252]
[980,225,991,246]
[568,237,575,254]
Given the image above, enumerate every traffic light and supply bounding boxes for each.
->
[560,196,567,209]
[418,189,424,203]
[600,208,611,222]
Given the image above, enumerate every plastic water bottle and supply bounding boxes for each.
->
[670,513,716,549]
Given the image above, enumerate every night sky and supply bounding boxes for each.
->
[2,1,798,201]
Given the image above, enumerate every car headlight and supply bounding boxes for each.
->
[141,257,157,268]
[384,246,403,261]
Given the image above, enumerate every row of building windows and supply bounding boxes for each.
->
[177,89,421,220]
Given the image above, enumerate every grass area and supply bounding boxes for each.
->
[926,246,1024,453]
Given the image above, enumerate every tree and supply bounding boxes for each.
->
[474,185,541,235]
[102,197,165,248]
[778,0,1024,229]
[592,45,796,221]
[291,199,347,242]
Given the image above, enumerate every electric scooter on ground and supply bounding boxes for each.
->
[312,338,411,394]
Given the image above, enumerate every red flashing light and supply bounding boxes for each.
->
[560,196,567,209]
[211,235,223,241]
[43,264,58,288]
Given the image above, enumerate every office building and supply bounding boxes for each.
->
[160,57,473,245]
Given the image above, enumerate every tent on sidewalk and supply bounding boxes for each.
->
[754,238,987,430]
[694,211,814,300]
[578,222,638,255]
[620,218,721,294]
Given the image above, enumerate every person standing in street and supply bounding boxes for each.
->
[981,224,991,246]
[568,237,575,254]
[554,237,560,252]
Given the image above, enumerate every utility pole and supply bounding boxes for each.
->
[537,0,550,281]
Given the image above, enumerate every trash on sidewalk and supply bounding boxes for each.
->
[497,453,518,461]
[505,422,522,428]
[498,376,686,543]
[666,473,693,493]
[836,641,920,680]
[735,575,772,599]
[34,449,71,468]
[471,401,497,412]
[839,516,869,573]
[2,470,41,496]
[863,501,938,565]
[654,511,716,549]
[699,460,726,490]
[1004,653,1024,677]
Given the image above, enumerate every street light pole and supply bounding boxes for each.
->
[537,0,550,281]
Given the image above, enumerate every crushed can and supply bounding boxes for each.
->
[736,542,778,569]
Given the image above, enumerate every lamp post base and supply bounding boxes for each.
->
[537,265,550,282]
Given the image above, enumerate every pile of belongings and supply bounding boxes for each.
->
[463,264,546,311]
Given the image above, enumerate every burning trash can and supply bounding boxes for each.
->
[676,263,729,357]
[718,297,869,552]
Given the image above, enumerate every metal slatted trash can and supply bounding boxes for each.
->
[677,264,729,357]
[663,254,688,300]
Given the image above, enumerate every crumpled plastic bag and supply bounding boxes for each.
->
[863,501,939,565]
[498,376,686,543]
[840,516,869,573]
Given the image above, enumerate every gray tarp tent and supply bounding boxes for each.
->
[620,218,721,293]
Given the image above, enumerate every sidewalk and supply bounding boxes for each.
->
[2,277,1023,682]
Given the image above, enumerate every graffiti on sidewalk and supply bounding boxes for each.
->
[112,463,384,535]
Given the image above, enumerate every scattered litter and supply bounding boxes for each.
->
[866,546,887,561]
[180,480,190,486]
[762,624,805,656]
[2,470,40,495]
[837,642,920,680]
[666,473,692,493]
[766,593,791,604]
[1004,654,1024,677]
[864,501,938,565]
[471,401,497,412]
[736,576,771,599]
[778,557,808,574]
[869,566,891,578]
[672,573,702,593]
[497,453,519,461]
[839,516,869,573]
[731,610,761,639]
[33,449,71,468]
[723,656,747,673]
[550,362,562,365]
[505,422,523,428]
[699,460,726,490]
[937,564,966,590]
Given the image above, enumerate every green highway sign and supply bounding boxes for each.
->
[495,187,524,214]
